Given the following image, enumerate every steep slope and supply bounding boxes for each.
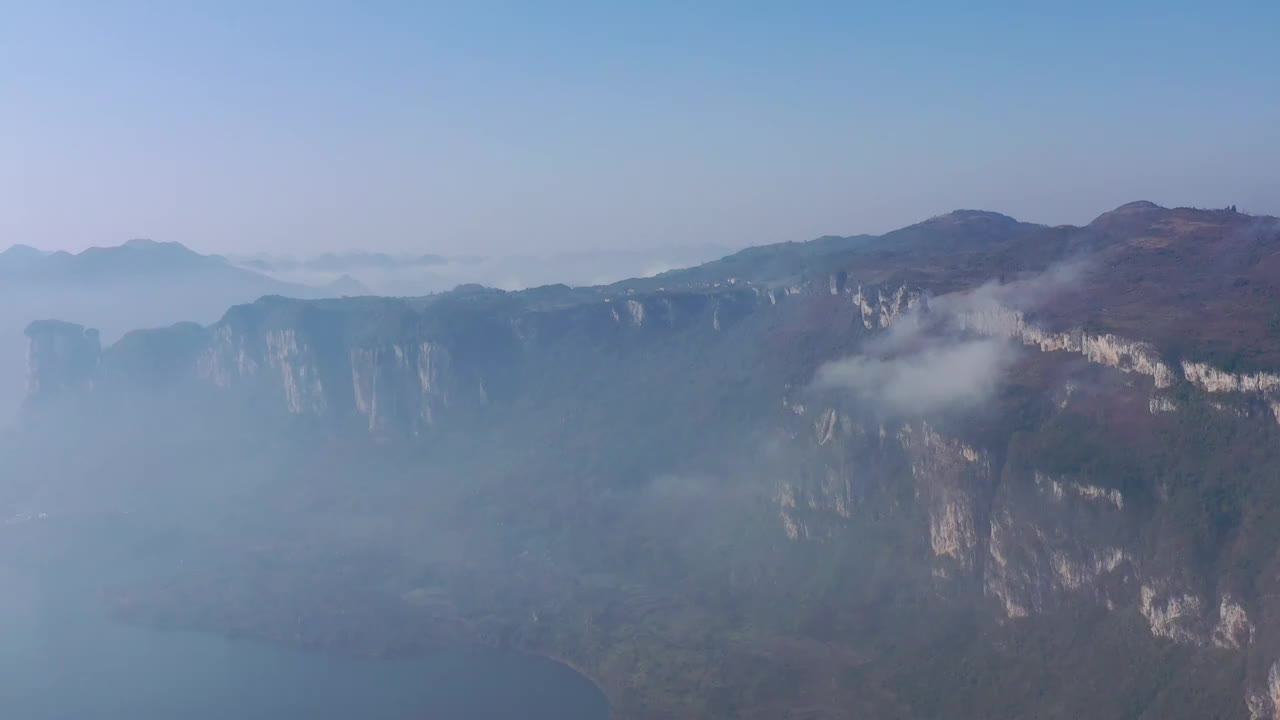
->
[10,203,1280,719]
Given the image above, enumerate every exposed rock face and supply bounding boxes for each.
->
[197,324,260,388]
[901,422,990,574]
[1140,583,1207,646]
[983,470,1133,620]
[776,482,808,540]
[768,286,1277,689]
[1247,662,1280,720]
[852,284,924,329]
[956,304,1176,388]
[986,505,1131,618]
[1213,596,1255,650]
[1183,362,1280,395]
[1035,471,1124,510]
[349,341,451,432]
[27,289,767,435]
[188,302,491,430]
[18,203,1280,719]
[23,320,101,400]
[265,329,329,416]
[625,299,645,326]
[954,300,1280,431]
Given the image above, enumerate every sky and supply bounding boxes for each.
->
[3,1,1278,256]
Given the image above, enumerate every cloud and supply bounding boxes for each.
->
[814,337,1015,416]
[817,258,1095,417]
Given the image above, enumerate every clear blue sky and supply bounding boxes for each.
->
[3,1,1278,255]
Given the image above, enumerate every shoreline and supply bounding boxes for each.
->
[105,603,621,719]
[515,647,618,720]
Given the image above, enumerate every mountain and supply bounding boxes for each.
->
[3,238,304,288]
[10,203,1280,719]
[0,239,361,426]
[320,273,373,297]
[0,243,48,271]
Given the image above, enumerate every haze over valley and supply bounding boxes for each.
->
[12,201,1280,717]
[5,2,1280,718]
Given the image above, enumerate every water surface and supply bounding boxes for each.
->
[0,518,608,720]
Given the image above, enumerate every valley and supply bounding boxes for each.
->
[10,202,1280,718]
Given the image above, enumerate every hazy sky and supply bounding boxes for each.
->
[3,1,1278,256]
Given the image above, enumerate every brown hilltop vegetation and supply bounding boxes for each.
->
[9,201,1280,719]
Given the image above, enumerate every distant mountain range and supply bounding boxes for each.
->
[1,239,367,295]
[0,238,368,426]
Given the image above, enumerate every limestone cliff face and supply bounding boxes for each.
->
[956,304,1176,388]
[775,292,1280,701]
[23,320,101,400]
[778,395,1273,669]
[776,405,1136,611]
[728,278,1280,684]
[1248,662,1280,720]
[979,465,1133,616]
[900,422,991,576]
[25,287,768,434]
[348,342,454,432]
[183,299,492,431]
[851,283,924,329]
[955,300,1280,429]
[20,211,1280,717]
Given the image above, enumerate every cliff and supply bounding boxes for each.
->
[13,202,1280,719]
[23,320,100,401]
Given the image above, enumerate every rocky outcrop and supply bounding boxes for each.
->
[625,299,645,326]
[1182,362,1280,395]
[955,301,1280,429]
[983,468,1133,620]
[197,324,260,388]
[195,322,333,416]
[852,284,924,329]
[23,320,101,400]
[25,287,765,434]
[776,482,808,541]
[265,329,329,416]
[955,304,1176,388]
[1034,471,1124,510]
[899,422,991,575]
[1212,596,1255,650]
[777,361,1264,668]
[1182,361,1280,424]
[350,341,452,432]
[1139,583,1207,646]
[192,304,488,430]
[985,505,1131,618]
[1247,662,1280,720]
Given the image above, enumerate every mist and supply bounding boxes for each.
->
[6,0,1280,714]
[237,244,735,296]
[811,257,1098,420]
[815,337,1016,417]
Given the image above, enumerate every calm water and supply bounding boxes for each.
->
[0,520,609,720]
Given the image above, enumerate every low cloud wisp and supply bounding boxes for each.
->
[810,259,1093,417]
[814,337,1015,416]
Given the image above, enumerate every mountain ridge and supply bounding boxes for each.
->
[12,201,1280,720]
